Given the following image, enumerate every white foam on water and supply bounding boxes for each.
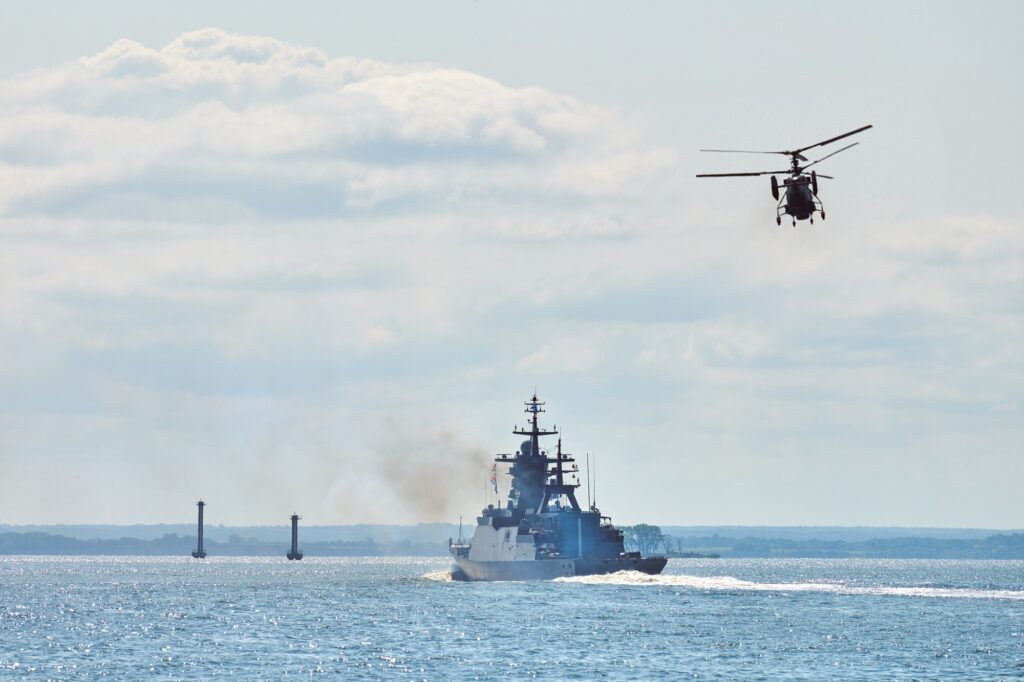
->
[552,571,1024,601]
[421,569,454,582]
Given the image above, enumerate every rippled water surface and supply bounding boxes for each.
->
[1,556,1022,679]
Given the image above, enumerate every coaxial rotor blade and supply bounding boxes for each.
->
[696,170,790,177]
[792,124,872,156]
[802,143,858,170]
[814,174,834,179]
[700,149,790,155]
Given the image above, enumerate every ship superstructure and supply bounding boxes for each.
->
[449,395,667,580]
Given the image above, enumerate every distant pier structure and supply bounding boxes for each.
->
[287,513,303,560]
[191,500,207,559]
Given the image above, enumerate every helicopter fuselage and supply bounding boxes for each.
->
[783,175,816,220]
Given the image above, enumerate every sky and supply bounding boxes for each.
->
[0,1,1021,528]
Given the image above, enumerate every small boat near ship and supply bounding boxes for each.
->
[449,394,667,581]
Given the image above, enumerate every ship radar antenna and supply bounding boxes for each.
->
[513,392,557,462]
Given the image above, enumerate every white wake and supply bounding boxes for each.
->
[421,569,455,582]
[552,571,1024,601]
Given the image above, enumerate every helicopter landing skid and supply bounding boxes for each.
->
[775,196,827,226]
[809,195,825,225]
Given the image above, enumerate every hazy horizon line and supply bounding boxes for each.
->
[4,522,1023,531]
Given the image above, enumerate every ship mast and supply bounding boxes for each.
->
[493,394,584,515]
[516,394,556,462]
[495,394,561,516]
[540,435,582,512]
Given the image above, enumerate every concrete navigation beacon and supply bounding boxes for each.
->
[287,513,303,560]
[449,394,667,580]
[191,500,207,559]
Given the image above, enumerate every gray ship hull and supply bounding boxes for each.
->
[452,554,668,581]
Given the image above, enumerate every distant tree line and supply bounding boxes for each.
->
[620,526,1024,559]
[0,532,446,557]
[3,528,1023,559]
[708,533,1024,559]
[621,525,718,557]
[621,524,668,555]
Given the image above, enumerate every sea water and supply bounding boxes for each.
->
[1,556,1021,679]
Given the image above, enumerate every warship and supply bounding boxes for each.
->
[449,394,667,581]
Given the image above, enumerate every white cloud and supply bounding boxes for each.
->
[0,28,667,221]
[0,29,1021,526]
[517,337,602,374]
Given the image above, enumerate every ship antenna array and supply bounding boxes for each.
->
[586,453,591,510]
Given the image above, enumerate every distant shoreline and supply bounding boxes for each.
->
[2,526,1022,560]
[4,523,1020,541]
[667,551,721,559]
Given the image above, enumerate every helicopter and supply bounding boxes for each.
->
[696,124,872,225]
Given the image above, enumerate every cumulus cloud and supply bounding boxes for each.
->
[0,28,666,221]
[0,29,1021,527]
